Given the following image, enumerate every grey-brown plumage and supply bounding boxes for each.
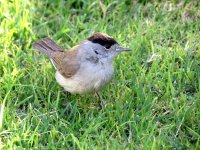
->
[33,33,131,94]
[33,38,80,78]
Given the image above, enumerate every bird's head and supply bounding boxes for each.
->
[80,32,131,63]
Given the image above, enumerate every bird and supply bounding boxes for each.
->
[33,32,131,94]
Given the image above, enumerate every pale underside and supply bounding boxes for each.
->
[55,61,114,94]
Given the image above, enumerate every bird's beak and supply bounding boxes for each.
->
[115,45,132,52]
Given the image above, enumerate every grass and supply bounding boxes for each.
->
[0,0,200,149]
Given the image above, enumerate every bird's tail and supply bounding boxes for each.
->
[32,37,63,57]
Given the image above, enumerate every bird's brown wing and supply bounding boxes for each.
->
[51,46,80,78]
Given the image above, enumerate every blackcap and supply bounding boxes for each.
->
[33,32,131,94]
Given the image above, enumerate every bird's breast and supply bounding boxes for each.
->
[55,62,114,94]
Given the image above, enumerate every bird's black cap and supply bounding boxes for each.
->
[88,32,117,49]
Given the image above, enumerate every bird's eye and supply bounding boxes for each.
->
[104,44,111,49]
[94,50,99,54]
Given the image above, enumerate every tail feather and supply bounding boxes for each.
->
[32,37,63,57]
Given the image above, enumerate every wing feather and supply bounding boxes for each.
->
[51,46,80,78]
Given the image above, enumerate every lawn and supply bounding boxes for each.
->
[0,0,200,149]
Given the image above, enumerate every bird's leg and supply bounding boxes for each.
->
[95,92,104,109]
[64,100,70,115]
[63,91,71,115]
